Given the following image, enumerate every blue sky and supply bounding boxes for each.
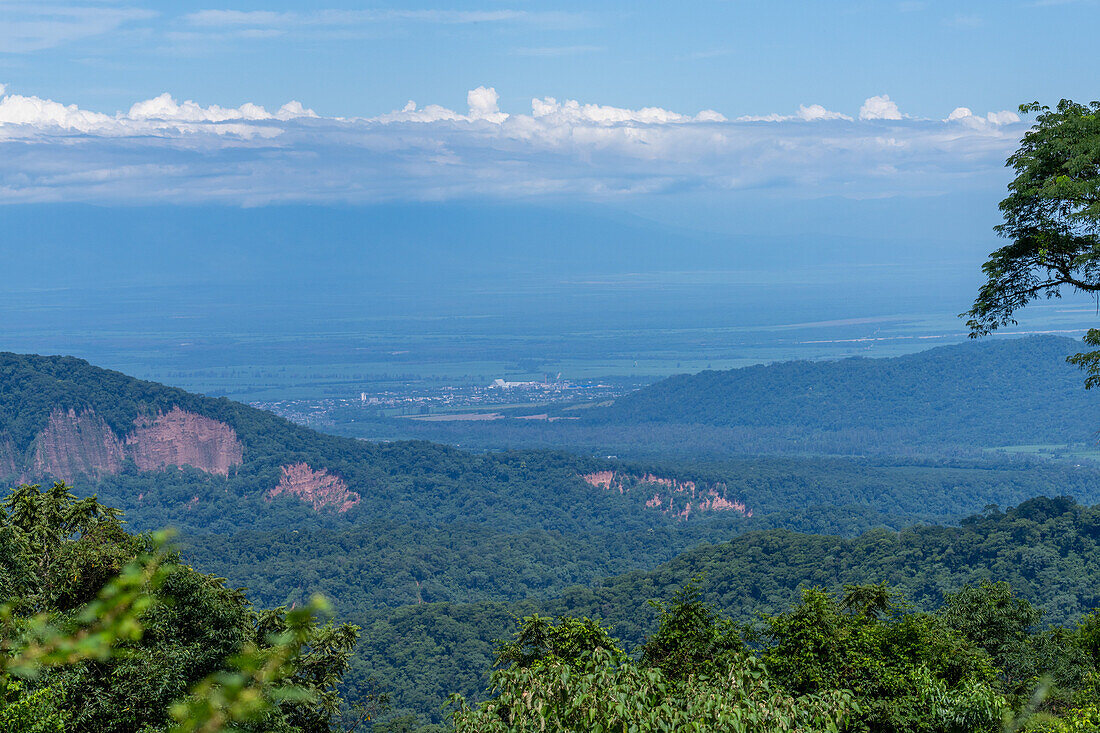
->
[3,1,1099,378]
[3,1,1098,119]
[0,1,1096,214]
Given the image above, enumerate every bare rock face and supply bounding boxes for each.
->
[32,408,126,482]
[0,434,17,480]
[18,406,244,482]
[126,408,244,476]
[582,471,752,520]
[266,462,360,512]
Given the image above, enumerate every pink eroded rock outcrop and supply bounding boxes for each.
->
[581,471,752,520]
[266,462,360,513]
[32,408,125,481]
[0,434,18,479]
[16,406,244,482]
[127,407,244,476]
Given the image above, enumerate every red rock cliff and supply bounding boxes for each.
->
[32,408,126,481]
[0,434,17,479]
[266,462,360,512]
[582,471,752,520]
[126,408,244,476]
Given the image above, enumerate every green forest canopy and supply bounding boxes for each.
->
[7,483,1100,732]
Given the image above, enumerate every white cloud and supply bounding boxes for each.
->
[0,85,1028,205]
[859,95,903,120]
[0,88,313,137]
[275,101,318,121]
[370,92,722,127]
[945,106,1020,127]
[372,101,460,124]
[797,104,852,122]
[0,92,116,132]
[128,93,267,122]
[368,89,508,124]
[986,110,1021,125]
[0,4,155,53]
[529,97,725,124]
[467,87,507,122]
[737,104,850,123]
[121,93,316,123]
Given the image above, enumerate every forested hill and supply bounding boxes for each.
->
[350,495,1100,722]
[552,495,1100,637]
[0,351,792,597]
[8,349,1100,565]
[0,351,714,539]
[587,335,1100,449]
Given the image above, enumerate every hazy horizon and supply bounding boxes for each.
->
[4,1,1099,398]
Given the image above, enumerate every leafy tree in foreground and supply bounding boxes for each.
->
[763,585,1005,732]
[640,580,745,681]
[0,482,363,732]
[492,613,624,670]
[939,581,1043,690]
[451,648,856,733]
[452,585,1015,732]
[965,98,1100,384]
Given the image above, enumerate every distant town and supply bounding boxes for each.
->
[254,376,639,428]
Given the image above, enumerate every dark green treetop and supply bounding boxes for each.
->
[965,98,1100,384]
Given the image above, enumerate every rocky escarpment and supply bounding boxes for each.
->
[32,409,126,480]
[127,407,244,476]
[0,434,18,479]
[265,463,360,512]
[582,471,751,520]
[15,406,244,483]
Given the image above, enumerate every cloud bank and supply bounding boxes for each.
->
[0,85,1026,205]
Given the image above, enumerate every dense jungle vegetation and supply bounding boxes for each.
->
[345,496,1100,724]
[12,348,1100,621]
[7,483,1100,732]
[0,483,367,732]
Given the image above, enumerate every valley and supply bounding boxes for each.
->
[6,337,1100,726]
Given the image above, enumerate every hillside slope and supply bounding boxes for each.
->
[10,353,1100,725]
[352,495,1100,721]
[0,352,738,534]
[0,352,770,602]
[322,336,1100,459]
[587,336,1100,450]
[9,350,1100,612]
